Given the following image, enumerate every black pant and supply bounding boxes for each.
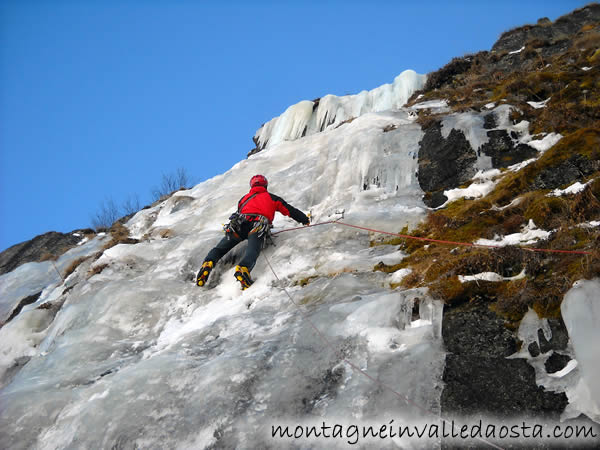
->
[204,224,264,271]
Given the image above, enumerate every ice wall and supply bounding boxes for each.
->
[561,279,600,422]
[0,236,108,325]
[0,107,444,449]
[253,70,426,150]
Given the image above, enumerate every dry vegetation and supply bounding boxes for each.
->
[380,21,600,325]
[103,222,139,250]
[63,257,88,278]
[410,26,600,134]
[88,263,109,277]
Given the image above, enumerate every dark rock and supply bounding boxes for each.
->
[537,17,551,26]
[418,121,477,207]
[483,113,497,130]
[528,341,541,358]
[423,190,449,209]
[545,353,572,375]
[424,56,474,91]
[491,4,600,54]
[442,354,568,419]
[4,291,43,324]
[527,317,571,360]
[247,147,262,158]
[247,134,266,157]
[539,318,570,353]
[480,130,539,168]
[531,154,599,191]
[473,4,600,78]
[539,38,571,60]
[443,301,516,358]
[114,213,136,226]
[441,301,568,420]
[0,230,90,276]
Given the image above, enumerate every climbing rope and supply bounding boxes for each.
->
[259,214,591,449]
[271,219,342,236]
[262,251,504,450]
[272,219,594,256]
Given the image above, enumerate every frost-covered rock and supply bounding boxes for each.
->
[0,230,93,276]
[416,105,553,207]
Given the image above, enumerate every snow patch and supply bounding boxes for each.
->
[475,220,551,247]
[441,169,500,206]
[410,99,449,110]
[490,197,523,211]
[549,180,591,197]
[525,132,562,153]
[527,98,551,109]
[389,268,412,285]
[578,221,600,229]
[458,269,526,283]
[508,158,536,172]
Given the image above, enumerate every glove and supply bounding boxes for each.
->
[303,215,311,226]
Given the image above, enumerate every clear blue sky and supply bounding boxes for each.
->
[0,0,590,251]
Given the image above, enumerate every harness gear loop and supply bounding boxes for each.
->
[224,192,263,239]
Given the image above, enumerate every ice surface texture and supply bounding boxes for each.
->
[254,70,426,150]
[0,103,446,448]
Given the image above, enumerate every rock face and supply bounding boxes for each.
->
[481,130,539,168]
[0,230,93,276]
[531,154,599,191]
[492,4,600,54]
[417,118,545,207]
[417,121,477,207]
[441,301,568,418]
[488,4,600,75]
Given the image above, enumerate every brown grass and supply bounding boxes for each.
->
[103,222,139,250]
[39,252,59,262]
[63,257,88,278]
[88,263,108,277]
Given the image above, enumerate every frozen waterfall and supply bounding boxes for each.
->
[1,103,448,449]
[253,70,426,150]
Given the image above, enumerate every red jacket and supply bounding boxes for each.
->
[238,186,309,224]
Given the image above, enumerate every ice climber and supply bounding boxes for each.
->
[197,174,310,290]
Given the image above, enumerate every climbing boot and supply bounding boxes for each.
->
[196,261,214,286]
[234,265,253,290]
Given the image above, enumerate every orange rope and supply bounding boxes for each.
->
[272,220,594,256]
[263,252,504,450]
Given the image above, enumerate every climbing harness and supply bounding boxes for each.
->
[224,192,269,240]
